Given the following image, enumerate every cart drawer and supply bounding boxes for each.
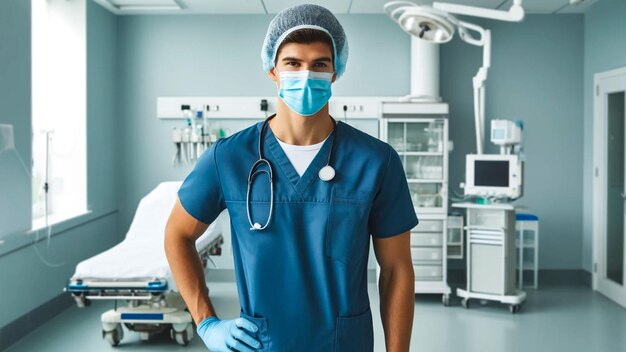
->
[411,247,442,262]
[411,233,443,246]
[413,265,443,280]
[413,219,444,232]
[468,209,506,228]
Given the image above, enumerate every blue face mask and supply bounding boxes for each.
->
[278,70,334,116]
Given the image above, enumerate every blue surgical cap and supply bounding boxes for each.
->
[261,4,349,78]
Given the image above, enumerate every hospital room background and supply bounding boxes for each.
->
[1,0,625,351]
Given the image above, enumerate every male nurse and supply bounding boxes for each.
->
[165,4,418,351]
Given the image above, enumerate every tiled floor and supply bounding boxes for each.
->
[5,282,626,352]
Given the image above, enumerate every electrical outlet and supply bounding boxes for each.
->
[0,124,15,153]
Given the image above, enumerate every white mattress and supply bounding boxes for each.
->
[72,181,221,290]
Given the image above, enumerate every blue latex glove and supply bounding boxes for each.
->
[196,316,262,352]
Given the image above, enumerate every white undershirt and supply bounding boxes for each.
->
[276,134,330,177]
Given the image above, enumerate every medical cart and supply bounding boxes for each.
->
[452,202,526,313]
[380,102,452,305]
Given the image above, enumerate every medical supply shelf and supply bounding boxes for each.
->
[515,213,539,289]
[380,110,451,305]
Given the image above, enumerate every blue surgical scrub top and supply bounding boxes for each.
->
[178,120,418,352]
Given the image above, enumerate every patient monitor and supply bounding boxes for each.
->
[463,118,524,200]
[464,154,523,200]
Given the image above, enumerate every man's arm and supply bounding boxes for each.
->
[373,231,415,352]
[164,196,217,325]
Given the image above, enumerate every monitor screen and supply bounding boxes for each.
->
[474,160,509,187]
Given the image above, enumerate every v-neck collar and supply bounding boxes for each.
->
[261,119,338,199]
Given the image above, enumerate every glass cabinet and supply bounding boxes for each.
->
[384,119,448,214]
[381,116,451,304]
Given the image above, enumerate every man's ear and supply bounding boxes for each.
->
[331,72,337,83]
[268,67,278,83]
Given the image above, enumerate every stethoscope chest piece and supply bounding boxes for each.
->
[319,165,336,182]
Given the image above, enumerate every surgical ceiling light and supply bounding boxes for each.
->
[396,6,455,43]
[384,0,525,155]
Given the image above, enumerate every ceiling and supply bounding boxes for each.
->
[93,0,600,15]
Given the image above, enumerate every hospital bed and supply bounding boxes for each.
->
[65,181,224,346]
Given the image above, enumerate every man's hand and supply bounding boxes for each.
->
[197,316,262,352]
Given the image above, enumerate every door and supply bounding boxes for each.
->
[594,68,626,308]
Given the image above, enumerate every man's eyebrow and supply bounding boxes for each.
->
[281,56,332,62]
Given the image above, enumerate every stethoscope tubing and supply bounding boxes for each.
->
[247,114,336,231]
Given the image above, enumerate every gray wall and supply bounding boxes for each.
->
[117,13,585,270]
[0,0,32,242]
[441,15,584,269]
[582,0,626,273]
[0,0,120,332]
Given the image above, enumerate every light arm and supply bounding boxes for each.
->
[433,0,524,22]
[456,21,491,154]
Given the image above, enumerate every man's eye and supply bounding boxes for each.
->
[286,62,300,67]
[314,62,328,68]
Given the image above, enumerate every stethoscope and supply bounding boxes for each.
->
[246,115,337,231]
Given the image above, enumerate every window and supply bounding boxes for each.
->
[31,0,87,229]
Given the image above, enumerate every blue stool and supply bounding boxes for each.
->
[516,213,539,289]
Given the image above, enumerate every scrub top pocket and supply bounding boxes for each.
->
[325,187,371,266]
[240,310,270,352]
[335,306,374,351]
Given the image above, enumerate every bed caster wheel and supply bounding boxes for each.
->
[442,294,450,306]
[103,324,123,346]
[171,324,194,346]
[509,304,521,314]
[74,295,91,308]
[173,331,189,346]
[461,298,469,309]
